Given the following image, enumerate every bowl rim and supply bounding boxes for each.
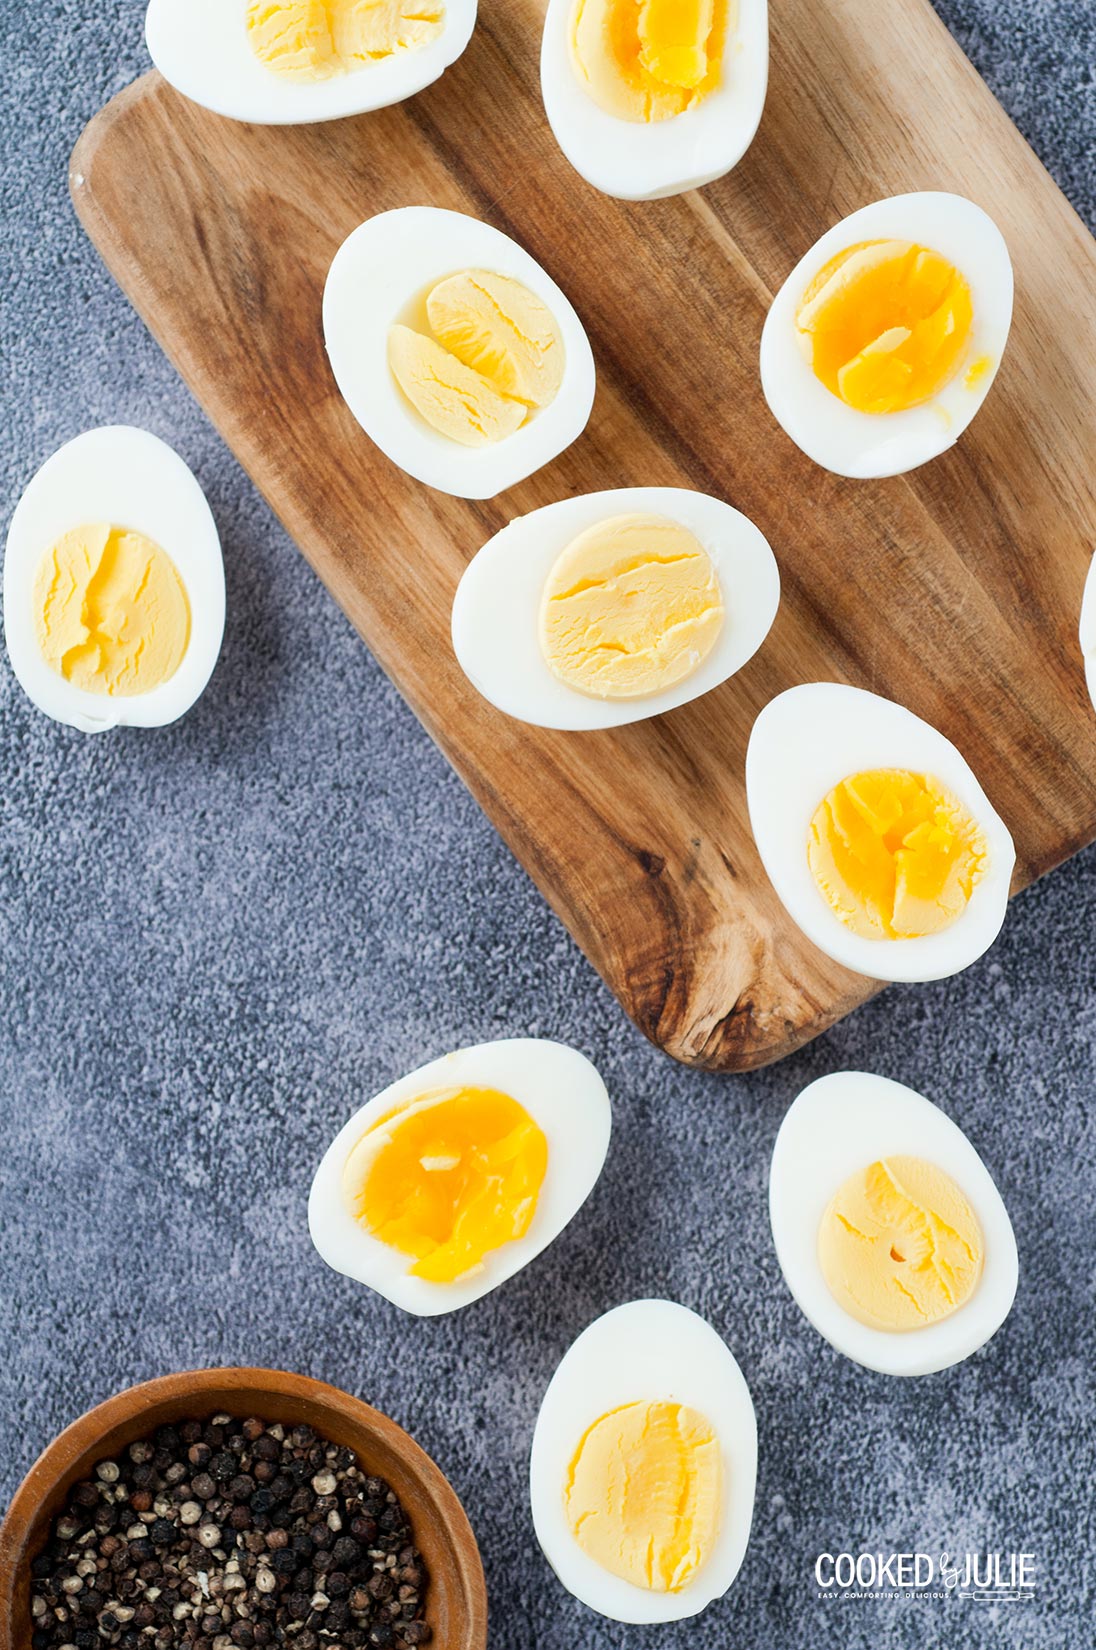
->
[0,1366,487,1650]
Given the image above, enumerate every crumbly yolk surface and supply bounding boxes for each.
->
[565,1401,722,1592]
[245,0,444,80]
[539,513,724,699]
[33,523,190,697]
[808,768,987,941]
[569,0,729,122]
[796,240,974,413]
[342,1086,548,1283]
[388,269,563,447]
[818,1156,984,1332]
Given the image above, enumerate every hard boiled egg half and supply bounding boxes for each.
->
[324,208,596,499]
[4,427,225,733]
[452,486,779,729]
[145,0,477,125]
[769,1071,1019,1376]
[308,1038,611,1315]
[745,683,1015,982]
[530,1300,757,1622]
[541,0,768,200]
[1081,553,1096,715]
[760,193,1013,477]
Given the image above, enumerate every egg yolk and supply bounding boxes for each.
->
[796,240,974,413]
[818,1156,984,1332]
[565,1401,722,1591]
[569,0,728,122]
[539,514,724,699]
[388,269,563,447]
[341,1086,548,1283]
[33,523,191,698]
[808,768,987,941]
[245,0,444,81]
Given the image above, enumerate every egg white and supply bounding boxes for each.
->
[769,1071,1019,1377]
[308,1038,611,1315]
[451,486,779,729]
[323,208,596,500]
[760,192,1014,478]
[530,1299,757,1623]
[1080,552,1096,715]
[540,0,768,201]
[145,0,478,125]
[745,682,1015,983]
[3,427,225,734]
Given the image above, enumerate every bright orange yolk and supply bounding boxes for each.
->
[342,1086,548,1283]
[796,241,974,413]
[807,768,988,941]
[569,0,728,123]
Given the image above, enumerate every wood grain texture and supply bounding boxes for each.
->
[68,0,1096,1070]
[0,1368,487,1650]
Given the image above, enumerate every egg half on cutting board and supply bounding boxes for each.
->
[541,0,768,199]
[530,1300,757,1622]
[145,0,478,124]
[4,427,225,733]
[769,1071,1019,1376]
[761,192,1013,476]
[324,207,596,499]
[452,487,780,728]
[309,1039,611,1314]
[1080,553,1096,714]
[745,683,1015,982]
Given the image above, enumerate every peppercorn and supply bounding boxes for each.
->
[190,1475,216,1502]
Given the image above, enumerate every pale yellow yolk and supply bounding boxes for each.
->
[245,0,444,81]
[426,272,564,410]
[796,240,974,413]
[388,270,563,447]
[341,1086,548,1283]
[807,768,987,941]
[569,0,729,122]
[565,1401,722,1592]
[33,524,190,698]
[539,513,724,700]
[819,1156,984,1332]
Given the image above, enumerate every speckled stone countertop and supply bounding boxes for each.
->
[1,2,1094,1645]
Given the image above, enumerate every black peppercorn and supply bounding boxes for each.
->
[367,1626,393,1649]
[210,1453,237,1483]
[150,1520,176,1547]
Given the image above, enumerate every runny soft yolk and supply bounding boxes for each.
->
[539,513,724,700]
[807,768,988,941]
[796,240,974,413]
[341,1086,548,1283]
[245,0,444,81]
[33,523,191,697]
[565,1401,722,1591]
[388,269,564,447]
[569,0,728,123]
[818,1156,984,1332]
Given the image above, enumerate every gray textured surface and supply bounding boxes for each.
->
[2,1,1094,1644]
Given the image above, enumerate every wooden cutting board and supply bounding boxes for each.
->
[69,0,1096,1071]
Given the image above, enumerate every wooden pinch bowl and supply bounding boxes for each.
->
[0,1367,487,1650]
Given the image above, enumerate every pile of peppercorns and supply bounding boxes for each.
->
[28,1415,431,1650]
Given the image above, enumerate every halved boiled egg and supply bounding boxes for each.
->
[452,486,779,729]
[308,1038,611,1315]
[530,1300,757,1622]
[323,208,596,499]
[769,1071,1018,1376]
[3,427,225,733]
[540,0,768,200]
[145,0,477,125]
[760,193,1013,477]
[745,683,1015,982]
[1081,553,1096,715]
